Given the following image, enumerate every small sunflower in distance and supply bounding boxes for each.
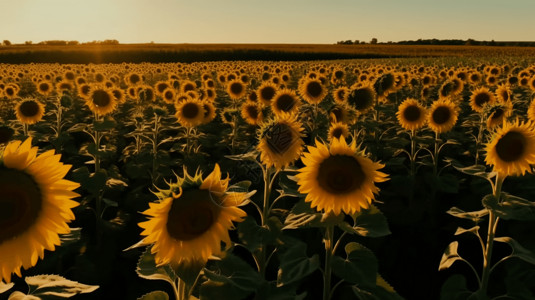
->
[486,101,512,130]
[175,98,205,127]
[241,102,263,126]
[15,99,45,125]
[485,119,535,177]
[427,98,459,134]
[396,98,427,132]
[257,113,305,170]
[137,164,250,265]
[226,79,247,100]
[469,87,496,113]
[328,122,350,142]
[299,78,328,104]
[296,138,388,215]
[0,138,79,282]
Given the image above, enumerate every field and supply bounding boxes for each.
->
[1,46,535,300]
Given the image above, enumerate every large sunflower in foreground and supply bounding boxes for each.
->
[137,164,249,265]
[296,138,389,215]
[396,98,427,131]
[0,138,79,283]
[257,113,305,170]
[427,98,459,134]
[485,119,535,177]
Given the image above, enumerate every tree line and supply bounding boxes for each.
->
[336,38,535,47]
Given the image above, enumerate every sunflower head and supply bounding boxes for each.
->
[469,87,495,113]
[427,98,459,134]
[257,113,305,170]
[15,99,45,125]
[257,82,278,106]
[272,88,300,116]
[86,87,117,116]
[347,85,376,113]
[328,122,350,142]
[201,101,217,124]
[396,98,427,132]
[226,79,247,100]
[485,102,512,130]
[175,98,205,127]
[485,120,535,177]
[0,138,79,282]
[241,102,263,126]
[138,164,249,265]
[296,138,389,215]
[36,81,53,97]
[299,78,327,104]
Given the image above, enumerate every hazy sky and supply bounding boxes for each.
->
[1,0,533,44]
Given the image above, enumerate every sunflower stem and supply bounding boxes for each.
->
[22,122,29,138]
[323,225,334,300]
[479,174,504,296]
[152,113,160,182]
[433,131,440,177]
[410,130,416,177]
[475,113,485,165]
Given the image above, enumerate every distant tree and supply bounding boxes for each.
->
[25,41,32,45]
[370,38,378,44]
[67,40,79,45]
[354,40,359,44]
[3,40,11,46]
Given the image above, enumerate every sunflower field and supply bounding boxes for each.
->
[1,58,535,300]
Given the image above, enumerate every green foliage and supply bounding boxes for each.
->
[332,242,378,288]
[13,274,99,299]
[277,237,320,287]
[137,291,170,300]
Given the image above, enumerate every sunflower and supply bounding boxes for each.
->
[77,83,91,99]
[528,97,535,124]
[328,122,350,142]
[427,98,459,134]
[257,82,278,106]
[296,138,388,215]
[495,84,512,103]
[15,99,45,125]
[201,101,217,124]
[469,87,496,113]
[125,72,143,86]
[85,87,117,116]
[347,85,376,114]
[247,90,259,103]
[486,102,512,129]
[161,88,176,104]
[226,79,247,100]
[396,98,427,132]
[175,98,205,127]
[485,119,535,177]
[299,78,327,104]
[55,80,73,93]
[137,164,249,265]
[0,138,79,282]
[332,86,349,103]
[257,113,304,170]
[241,102,263,126]
[36,81,53,97]
[4,84,19,99]
[110,88,126,104]
[154,81,171,96]
[180,80,197,94]
[272,88,300,116]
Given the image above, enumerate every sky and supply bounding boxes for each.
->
[0,0,533,44]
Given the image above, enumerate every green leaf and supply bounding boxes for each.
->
[93,116,117,131]
[439,241,462,271]
[136,247,177,286]
[436,174,460,193]
[452,163,495,184]
[282,200,322,230]
[446,207,488,222]
[332,242,378,288]
[0,282,14,294]
[137,291,169,300]
[25,274,99,298]
[487,193,535,221]
[440,274,472,300]
[342,205,391,237]
[454,226,480,237]
[59,228,82,246]
[224,150,259,162]
[201,253,263,300]
[66,123,88,133]
[277,237,320,287]
[173,258,205,288]
[237,216,278,252]
[494,236,535,265]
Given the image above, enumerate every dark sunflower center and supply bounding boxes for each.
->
[265,123,294,154]
[182,103,200,119]
[164,90,174,101]
[260,87,276,102]
[432,106,451,125]
[166,189,220,241]
[306,81,323,98]
[331,127,344,139]
[474,93,490,107]
[156,83,168,93]
[230,82,243,95]
[81,85,90,96]
[403,105,421,122]
[490,108,504,120]
[39,83,50,92]
[183,83,195,92]
[92,90,111,107]
[501,91,509,101]
[336,90,346,100]
[246,105,259,119]
[5,88,14,96]
[349,88,374,111]
[495,131,526,162]
[203,104,211,118]
[19,101,40,117]
[276,94,295,112]
[248,92,258,102]
[317,155,365,195]
[0,168,42,243]
[334,71,344,79]
[130,74,141,84]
